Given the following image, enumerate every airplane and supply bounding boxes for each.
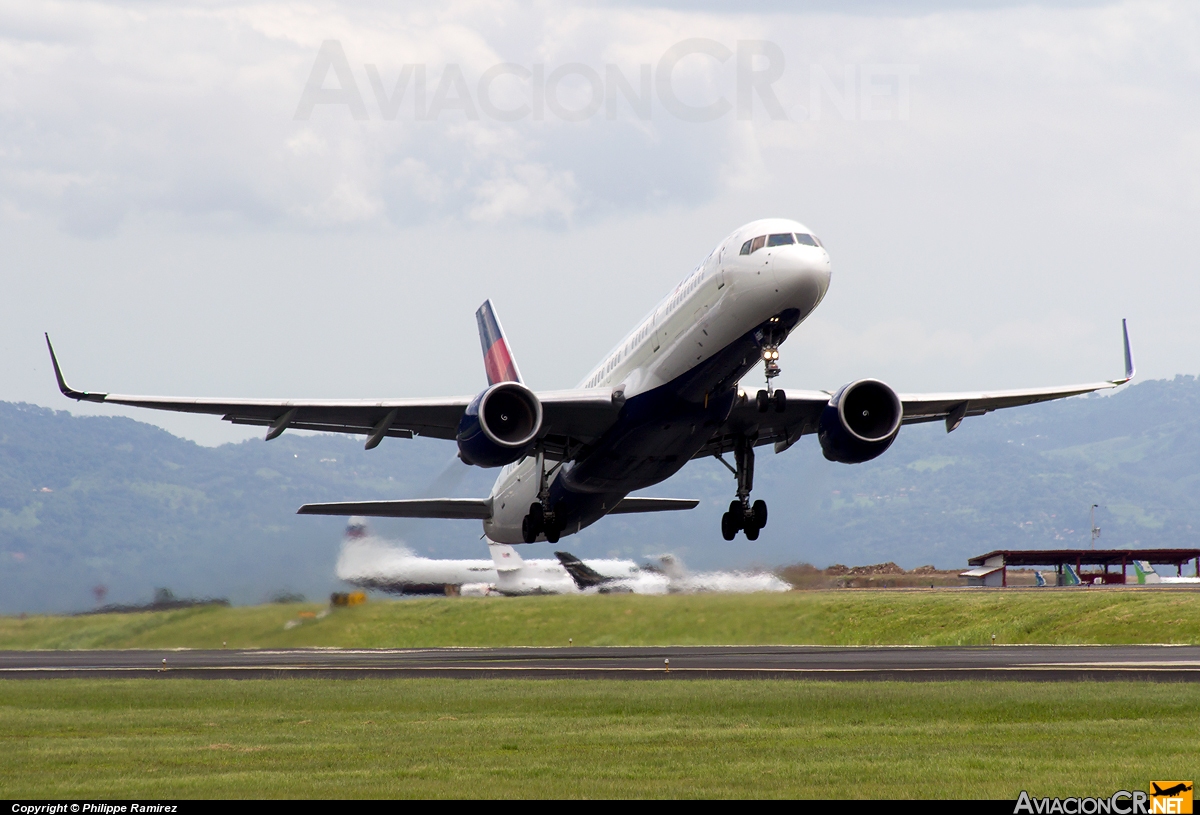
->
[337,517,499,595]
[1151,783,1193,798]
[557,551,790,594]
[1133,561,1200,585]
[45,217,1135,544]
[336,516,647,595]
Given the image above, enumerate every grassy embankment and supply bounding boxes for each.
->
[2,678,1196,798]
[3,589,1199,649]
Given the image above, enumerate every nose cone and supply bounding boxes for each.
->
[772,244,831,308]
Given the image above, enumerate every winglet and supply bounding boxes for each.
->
[1113,319,1135,385]
[44,334,107,402]
[475,299,523,385]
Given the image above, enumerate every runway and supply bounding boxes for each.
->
[3,644,1200,681]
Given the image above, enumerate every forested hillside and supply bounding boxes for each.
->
[2,376,1198,613]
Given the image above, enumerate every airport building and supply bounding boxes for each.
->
[962,548,1200,587]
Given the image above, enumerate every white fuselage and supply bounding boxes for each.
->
[482,218,832,544]
[336,538,650,596]
[336,538,789,596]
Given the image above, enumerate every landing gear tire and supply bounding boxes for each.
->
[744,522,760,541]
[752,499,768,529]
[545,523,561,544]
[756,389,770,413]
[774,389,786,413]
[522,502,544,543]
[720,511,738,541]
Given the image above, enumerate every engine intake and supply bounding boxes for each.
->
[457,382,543,467]
[818,378,902,464]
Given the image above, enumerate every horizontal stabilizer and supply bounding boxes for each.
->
[609,497,699,514]
[297,498,492,519]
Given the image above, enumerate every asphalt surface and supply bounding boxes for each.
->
[3,645,1200,681]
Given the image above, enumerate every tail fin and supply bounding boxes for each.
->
[1134,560,1161,584]
[1063,563,1081,586]
[555,551,611,589]
[1035,571,1046,587]
[648,553,688,580]
[344,516,370,541]
[489,542,525,572]
[476,299,523,385]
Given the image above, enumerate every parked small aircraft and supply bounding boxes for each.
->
[1133,561,1200,585]
[336,517,652,596]
[336,519,787,595]
[47,218,1134,544]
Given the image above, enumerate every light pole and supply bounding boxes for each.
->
[1090,504,1100,549]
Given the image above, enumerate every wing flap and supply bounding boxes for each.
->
[610,497,700,514]
[297,498,492,519]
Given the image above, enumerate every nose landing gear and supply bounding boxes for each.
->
[756,316,787,414]
[717,435,768,541]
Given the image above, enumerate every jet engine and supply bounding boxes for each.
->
[817,378,902,464]
[456,381,543,467]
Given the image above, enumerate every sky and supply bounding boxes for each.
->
[2,0,1198,447]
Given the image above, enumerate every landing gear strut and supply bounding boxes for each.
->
[718,436,768,541]
[522,445,561,544]
[756,316,787,413]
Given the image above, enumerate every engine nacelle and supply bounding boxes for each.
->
[817,378,902,464]
[457,381,543,467]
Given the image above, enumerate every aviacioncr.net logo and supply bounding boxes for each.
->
[1015,785,1194,815]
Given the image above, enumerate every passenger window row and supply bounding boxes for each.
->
[739,232,822,255]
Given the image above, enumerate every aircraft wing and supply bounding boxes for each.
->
[897,318,1134,433]
[897,381,1128,431]
[45,335,621,451]
[698,320,1135,457]
[297,498,493,519]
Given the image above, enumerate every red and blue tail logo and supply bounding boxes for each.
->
[476,299,523,385]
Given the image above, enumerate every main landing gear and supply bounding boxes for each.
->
[719,316,789,539]
[718,436,768,541]
[522,445,562,544]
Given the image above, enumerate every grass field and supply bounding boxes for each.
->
[1,678,1195,798]
[3,589,1200,650]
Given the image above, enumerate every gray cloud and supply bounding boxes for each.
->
[1,0,1197,452]
[600,0,1116,12]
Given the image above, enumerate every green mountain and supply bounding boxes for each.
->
[2,375,1198,613]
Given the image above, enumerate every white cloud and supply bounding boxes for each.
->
[3,0,1200,445]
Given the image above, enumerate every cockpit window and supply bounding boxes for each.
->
[795,233,820,247]
[750,235,766,253]
[739,240,752,255]
[767,233,795,247]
